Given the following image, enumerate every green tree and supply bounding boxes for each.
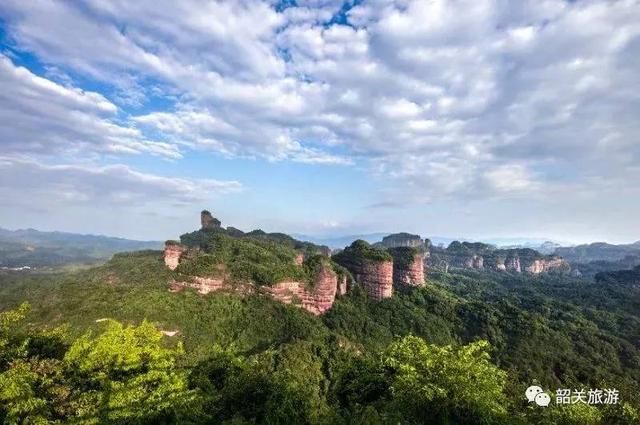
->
[64,319,196,423]
[382,336,508,424]
[0,312,196,424]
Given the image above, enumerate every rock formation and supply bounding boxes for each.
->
[262,263,338,315]
[378,232,424,249]
[428,241,570,275]
[337,275,348,295]
[389,247,425,288]
[201,210,221,230]
[504,254,521,273]
[166,210,348,314]
[361,261,393,300]
[171,261,339,315]
[163,241,185,270]
[333,240,393,301]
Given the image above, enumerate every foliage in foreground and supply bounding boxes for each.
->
[0,305,194,424]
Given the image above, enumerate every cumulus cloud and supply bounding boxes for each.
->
[1,0,639,208]
[0,55,180,158]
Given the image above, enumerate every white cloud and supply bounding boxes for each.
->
[0,0,639,207]
[0,55,180,158]
[0,157,242,206]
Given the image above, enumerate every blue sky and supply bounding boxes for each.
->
[0,0,639,243]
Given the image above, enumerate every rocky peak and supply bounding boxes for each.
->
[201,210,221,230]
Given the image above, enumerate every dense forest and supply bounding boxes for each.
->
[1,250,639,424]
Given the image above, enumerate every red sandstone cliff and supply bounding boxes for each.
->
[392,252,425,288]
[171,263,339,315]
[263,263,338,315]
[201,210,221,230]
[332,241,394,301]
[355,260,393,300]
[163,241,185,270]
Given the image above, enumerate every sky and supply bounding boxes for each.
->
[0,0,639,244]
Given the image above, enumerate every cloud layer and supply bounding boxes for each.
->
[0,0,639,239]
[0,157,242,206]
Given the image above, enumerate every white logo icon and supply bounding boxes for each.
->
[526,385,550,407]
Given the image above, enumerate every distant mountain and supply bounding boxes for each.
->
[291,233,389,249]
[0,227,162,268]
[497,240,564,254]
[552,241,640,277]
[555,241,640,263]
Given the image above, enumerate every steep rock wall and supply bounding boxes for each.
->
[379,232,424,248]
[170,263,339,315]
[390,249,425,288]
[257,264,339,314]
[429,247,570,275]
[505,255,522,273]
[337,275,348,296]
[357,261,393,300]
[163,242,185,270]
[332,241,394,301]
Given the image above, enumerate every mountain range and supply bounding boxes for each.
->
[0,227,162,268]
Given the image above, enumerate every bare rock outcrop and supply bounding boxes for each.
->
[389,247,425,288]
[505,254,522,273]
[428,241,571,274]
[337,275,348,296]
[378,232,424,249]
[263,263,338,315]
[360,260,393,300]
[524,257,570,274]
[163,241,185,270]
[333,240,394,301]
[164,209,349,314]
[201,210,221,230]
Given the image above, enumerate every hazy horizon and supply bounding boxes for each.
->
[1,222,635,248]
[1,1,639,244]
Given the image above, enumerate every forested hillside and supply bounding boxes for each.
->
[1,250,639,424]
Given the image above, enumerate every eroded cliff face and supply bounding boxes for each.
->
[263,263,338,315]
[358,260,393,300]
[389,248,425,288]
[504,255,522,273]
[337,275,348,296]
[165,210,351,314]
[426,241,572,274]
[332,241,394,301]
[201,210,221,230]
[171,263,339,315]
[171,276,252,295]
[379,232,424,249]
[163,242,185,270]
[528,257,570,273]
